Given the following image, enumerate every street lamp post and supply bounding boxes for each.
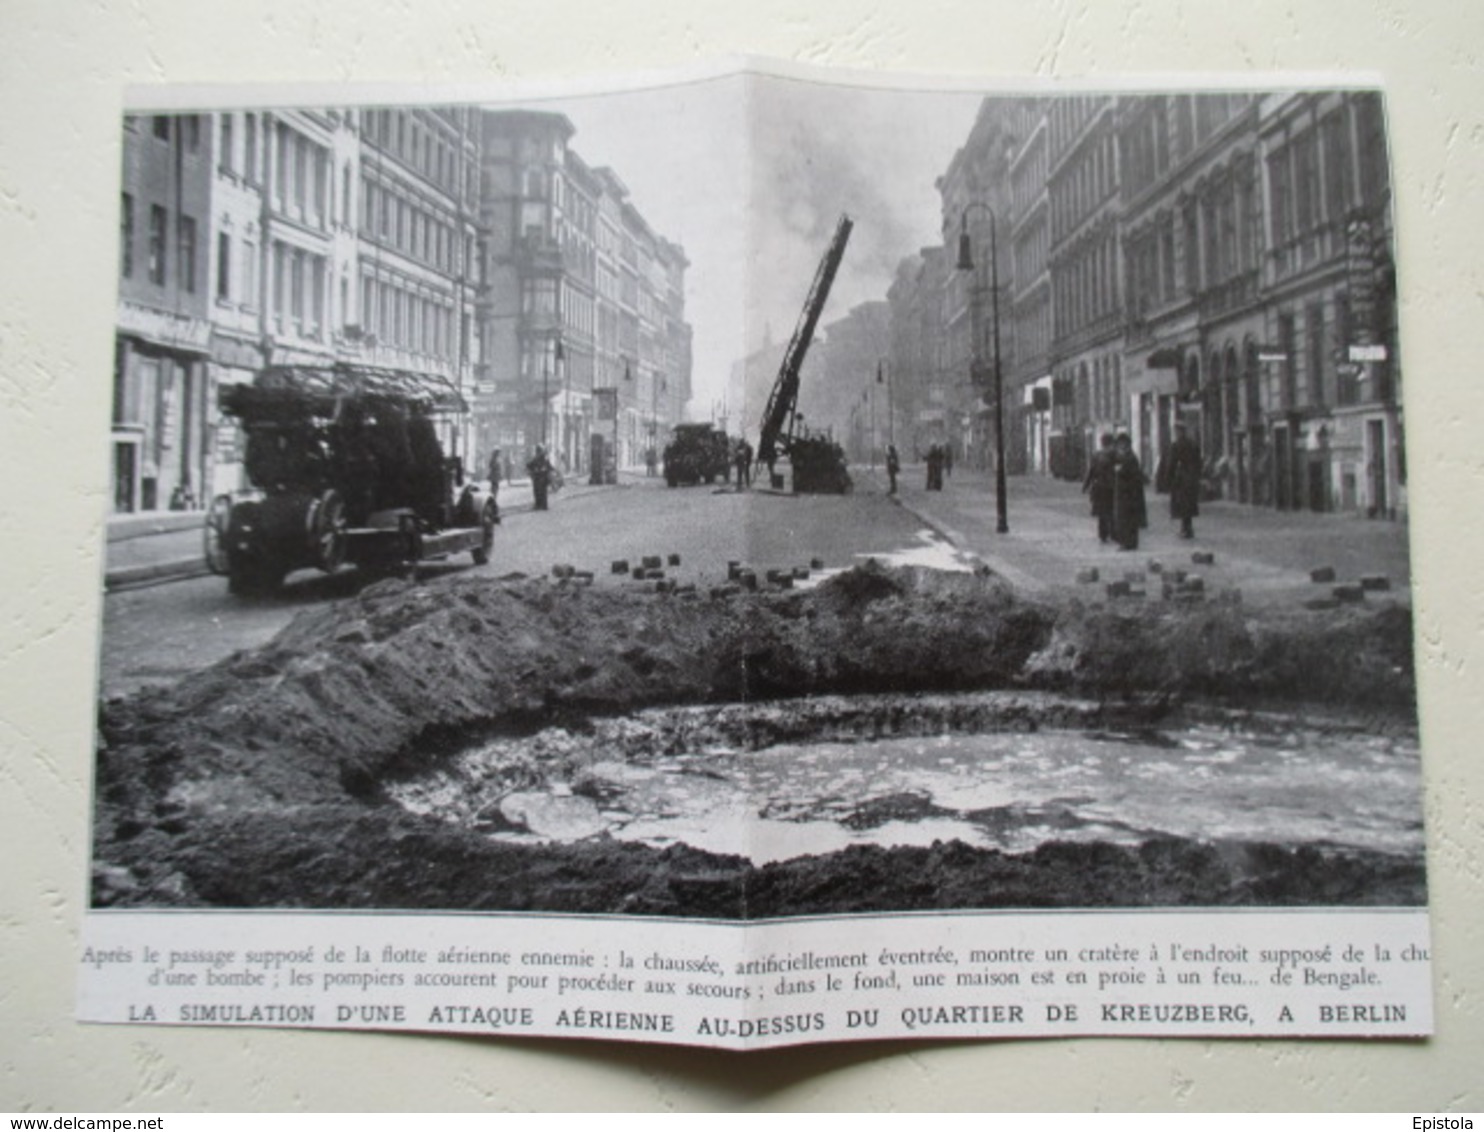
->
[957,204,1009,534]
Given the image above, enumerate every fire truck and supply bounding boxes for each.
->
[205,364,497,595]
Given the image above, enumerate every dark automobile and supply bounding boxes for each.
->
[205,364,497,595]
[662,423,731,487]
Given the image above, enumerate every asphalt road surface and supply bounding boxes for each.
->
[99,476,942,698]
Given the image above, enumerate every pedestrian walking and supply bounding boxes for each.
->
[1110,432,1147,550]
[644,446,657,478]
[1082,432,1115,543]
[886,443,900,495]
[486,447,502,502]
[1163,422,1202,539]
[527,445,554,511]
[734,437,753,489]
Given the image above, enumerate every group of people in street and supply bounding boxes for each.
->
[1081,422,1202,550]
[486,445,560,512]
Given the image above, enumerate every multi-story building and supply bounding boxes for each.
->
[1007,98,1054,474]
[885,246,949,461]
[1045,94,1124,481]
[113,113,214,513]
[476,110,691,477]
[1255,90,1399,516]
[356,107,483,466]
[938,99,1018,471]
[813,301,891,459]
[114,106,484,511]
[892,88,1401,519]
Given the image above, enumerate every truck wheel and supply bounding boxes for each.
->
[306,489,347,573]
[471,500,497,565]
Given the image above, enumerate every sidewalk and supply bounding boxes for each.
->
[870,463,1411,608]
[102,471,638,592]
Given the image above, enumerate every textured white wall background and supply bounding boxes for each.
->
[1,0,1480,1112]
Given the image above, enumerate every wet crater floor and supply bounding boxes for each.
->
[386,694,1422,869]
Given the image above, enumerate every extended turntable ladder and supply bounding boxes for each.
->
[755,214,853,470]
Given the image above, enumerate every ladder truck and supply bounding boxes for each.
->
[755,214,854,494]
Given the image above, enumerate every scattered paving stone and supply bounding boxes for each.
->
[738,571,758,591]
[574,571,595,585]
[1106,580,1130,597]
[727,560,742,580]
[1310,566,1337,584]
[810,557,825,570]
[1192,551,1215,566]
[642,555,662,570]
[1168,569,1187,583]
[1148,560,1163,574]
[645,569,666,581]
[1076,568,1100,584]
[1361,575,1391,591]
[1333,584,1366,604]
[668,554,681,567]
[631,566,646,580]
[1182,576,1205,594]
[793,566,811,580]
[611,560,629,575]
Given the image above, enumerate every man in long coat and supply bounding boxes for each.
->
[1110,432,1147,550]
[527,445,554,511]
[1082,432,1116,543]
[1166,422,1202,539]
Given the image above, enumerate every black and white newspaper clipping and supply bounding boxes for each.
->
[81,63,1429,1050]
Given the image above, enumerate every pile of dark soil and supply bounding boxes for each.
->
[92,562,1421,913]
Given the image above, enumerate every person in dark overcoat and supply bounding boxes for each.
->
[527,445,554,511]
[1110,432,1147,550]
[1166,422,1202,539]
[926,443,944,491]
[1082,432,1116,543]
[886,443,901,495]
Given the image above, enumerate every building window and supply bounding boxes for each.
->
[178,215,197,293]
[242,239,257,308]
[244,114,258,183]
[120,193,134,278]
[1306,303,1326,407]
[148,205,167,285]
[218,115,234,175]
[153,116,170,141]
[216,231,230,300]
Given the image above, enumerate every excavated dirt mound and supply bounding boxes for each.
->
[92,562,1422,913]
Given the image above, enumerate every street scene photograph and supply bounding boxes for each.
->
[90,72,1421,919]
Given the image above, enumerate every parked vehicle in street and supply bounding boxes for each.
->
[663,423,732,487]
[205,364,497,595]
